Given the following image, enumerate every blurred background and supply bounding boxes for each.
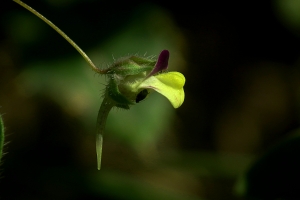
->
[1,0,300,199]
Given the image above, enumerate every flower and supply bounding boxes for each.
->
[105,50,185,109]
[96,49,185,170]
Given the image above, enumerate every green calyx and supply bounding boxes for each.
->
[105,55,156,76]
[104,55,156,108]
[106,75,133,109]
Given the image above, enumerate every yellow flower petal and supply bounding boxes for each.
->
[138,72,185,108]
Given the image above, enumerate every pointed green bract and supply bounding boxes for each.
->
[96,97,115,170]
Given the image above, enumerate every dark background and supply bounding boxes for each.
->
[1,0,300,199]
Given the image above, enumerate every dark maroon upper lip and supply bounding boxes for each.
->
[146,50,169,78]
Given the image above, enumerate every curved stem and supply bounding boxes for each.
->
[96,97,114,170]
[13,0,107,74]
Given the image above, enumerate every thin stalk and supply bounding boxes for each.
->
[13,0,107,74]
[96,97,114,170]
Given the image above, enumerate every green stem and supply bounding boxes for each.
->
[12,0,107,74]
[96,97,114,170]
[0,115,4,163]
